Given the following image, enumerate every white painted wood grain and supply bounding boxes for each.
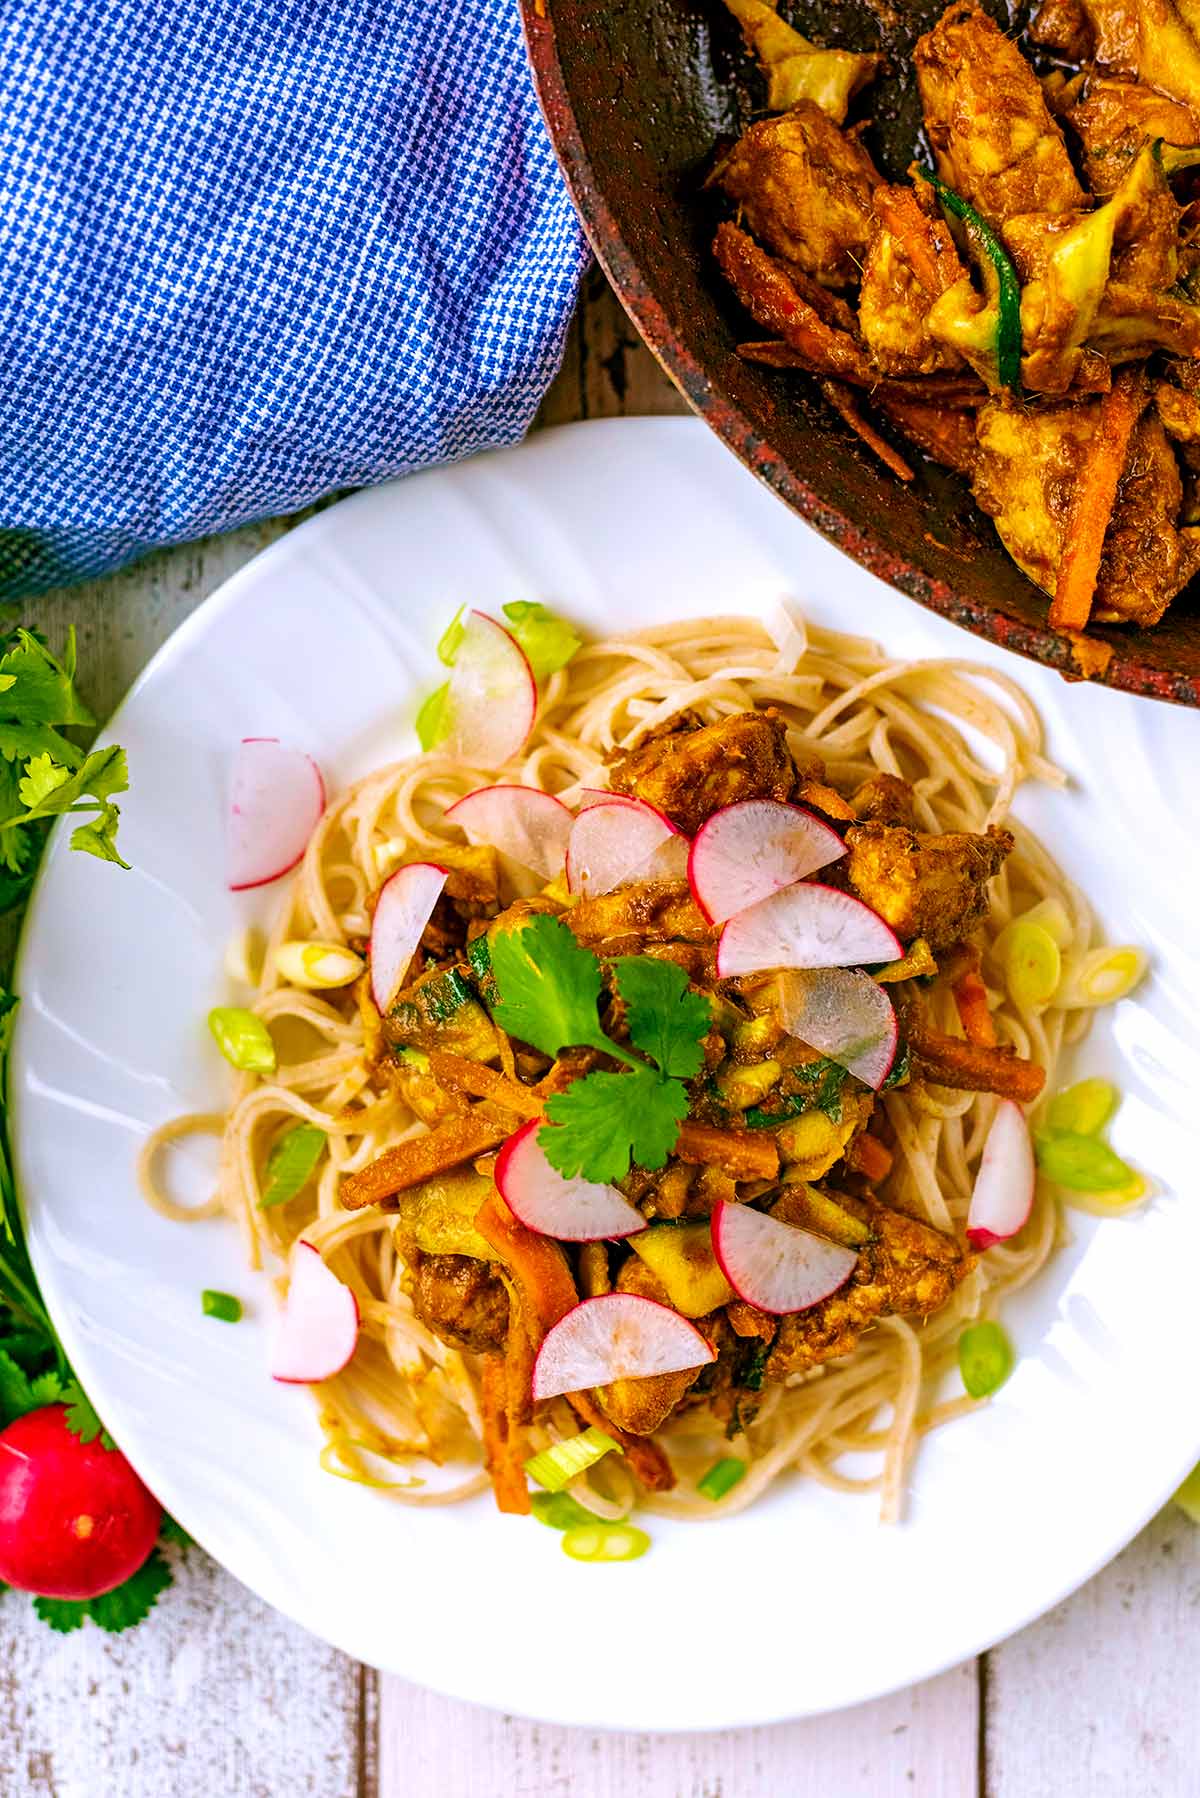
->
[379,1662,978,1798]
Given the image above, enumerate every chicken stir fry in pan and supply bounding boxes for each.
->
[711,0,1200,635]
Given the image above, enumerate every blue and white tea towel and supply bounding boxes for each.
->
[0,0,589,596]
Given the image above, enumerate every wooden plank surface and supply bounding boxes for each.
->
[7,273,1195,1797]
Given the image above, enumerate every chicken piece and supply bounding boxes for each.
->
[714,225,874,382]
[609,709,796,835]
[596,1257,710,1435]
[713,101,880,286]
[1053,75,1200,197]
[565,879,712,950]
[915,2,1085,228]
[1071,0,1200,112]
[766,1196,973,1379]
[409,1250,510,1355]
[1030,0,1094,59]
[720,0,879,124]
[973,399,1200,624]
[857,215,964,377]
[1088,281,1200,363]
[852,773,918,828]
[844,820,1013,951]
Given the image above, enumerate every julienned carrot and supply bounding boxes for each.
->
[844,1132,894,1183]
[952,965,997,1047]
[480,1353,530,1516]
[475,1192,577,1334]
[1049,368,1147,632]
[339,1112,507,1207]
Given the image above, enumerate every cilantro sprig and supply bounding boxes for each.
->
[489,917,710,1184]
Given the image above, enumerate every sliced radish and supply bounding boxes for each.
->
[442,611,537,768]
[566,797,683,898]
[776,968,898,1090]
[445,785,572,882]
[688,800,846,925]
[578,788,642,811]
[711,1200,857,1315]
[228,738,325,891]
[967,1099,1035,1250]
[531,1294,715,1401]
[496,1121,647,1241]
[270,1241,360,1384]
[716,882,902,977]
[369,861,448,1013]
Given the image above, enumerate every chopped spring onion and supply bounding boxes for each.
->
[273,940,364,990]
[1045,1078,1119,1139]
[524,1426,621,1493]
[697,1457,747,1502]
[319,1436,419,1491]
[530,1491,597,1531]
[1059,945,1147,1008]
[1003,921,1061,1010]
[1060,1172,1150,1218]
[437,606,467,666]
[501,602,582,679]
[415,682,451,752]
[1016,897,1073,948]
[561,1522,651,1564]
[1175,1461,1200,1524]
[1034,1130,1135,1193]
[260,1124,327,1209]
[224,925,266,987]
[957,1320,1014,1399]
[201,1289,243,1323]
[208,1006,276,1073]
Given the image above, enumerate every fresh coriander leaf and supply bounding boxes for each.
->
[30,1370,63,1406]
[613,958,710,1080]
[0,720,84,770]
[18,754,69,809]
[500,603,582,680]
[542,1064,688,1183]
[0,1347,36,1424]
[490,916,607,1060]
[62,1379,115,1451]
[260,1123,326,1209]
[0,631,95,729]
[70,805,128,868]
[10,745,127,824]
[87,1549,172,1632]
[33,1596,88,1633]
[159,1514,193,1549]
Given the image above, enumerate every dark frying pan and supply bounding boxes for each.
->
[520,0,1200,706]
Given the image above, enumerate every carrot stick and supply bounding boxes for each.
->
[951,966,997,1047]
[844,1132,895,1183]
[1049,368,1147,633]
[676,1120,779,1182]
[909,1028,1045,1103]
[426,1050,543,1118]
[480,1354,531,1516]
[339,1112,508,1208]
[475,1193,578,1333]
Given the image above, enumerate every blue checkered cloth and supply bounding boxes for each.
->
[0,0,589,596]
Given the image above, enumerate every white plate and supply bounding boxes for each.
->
[12,418,1200,1730]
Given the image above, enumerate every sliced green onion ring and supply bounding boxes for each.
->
[260,1123,327,1210]
[208,1006,276,1073]
[1059,945,1147,1008]
[957,1320,1014,1399]
[201,1289,242,1323]
[1034,1130,1135,1192]
[1003,921,1061,1010]
[530,1491,596,1531]
[561,1522,651,1563]
[1045,1078,1119,1138]
[697,1457,747,1502]
[524,1426,620,1493]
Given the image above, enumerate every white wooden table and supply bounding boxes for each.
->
[7,276,1197,1798]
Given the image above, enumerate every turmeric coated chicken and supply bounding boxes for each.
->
[711,0,1200,636]
[338,709,1042,1512]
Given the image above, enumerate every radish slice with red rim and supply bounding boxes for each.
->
[710,1200,858,1315]
[369,861,448,1013]
[496,1121,647,1241]
[967,1100,1035,1250]
[688,799,846,925]
[445,785,572,882]
[442,611,537,768]
[565,797,683,898]
[228,738,325,892]
[715,882,902,977]
[531,1294,715,1400]
[776,968,899,1091]
[270,1241,360,1384]
[577,788,643,811]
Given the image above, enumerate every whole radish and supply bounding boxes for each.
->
[0,1404,161,1599]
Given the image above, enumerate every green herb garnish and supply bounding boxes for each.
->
[201,1289,243,1323]
[489,916,710,1185]
[916,166,1023,393]
[260,1124,326,1209]
[697,1457,747,1502]
[957,1320,1014,1399]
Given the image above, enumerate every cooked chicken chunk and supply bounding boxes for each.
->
[1053,76,1200,196]
[713,100,880,287]
[852,773,918,828]
[409,1250,509,1354]
[596,1257,710,1435]
[566,880,712,949]
[609,709,797,835]
[845,820,1013,950]
[1070,0,1200,111]
[858,216,963,377]
[973,399,1200,624]
[766,1196,973,1379]
[915,1,1085,226]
